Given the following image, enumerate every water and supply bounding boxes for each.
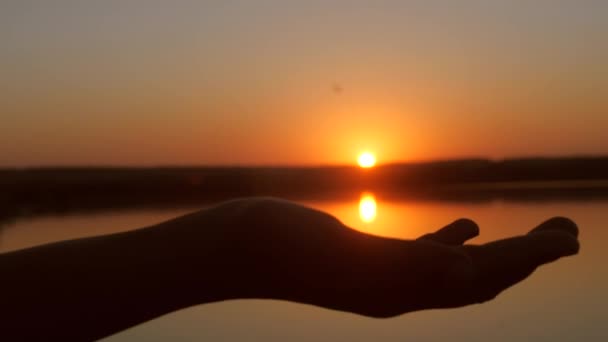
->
[1,195,606,341]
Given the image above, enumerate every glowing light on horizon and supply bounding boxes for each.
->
[359,193,377,223]
[357,152,376,168]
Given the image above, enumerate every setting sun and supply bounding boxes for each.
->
[359,193,377,223]
[357,152,376,168]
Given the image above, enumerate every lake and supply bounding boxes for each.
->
[1,194,606,341]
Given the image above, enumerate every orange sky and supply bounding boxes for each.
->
[1,1,607,166]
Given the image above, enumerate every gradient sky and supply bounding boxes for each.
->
[1,0,607,166]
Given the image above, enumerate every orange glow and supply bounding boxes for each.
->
[357,152,376,168]
[359,193,377,223]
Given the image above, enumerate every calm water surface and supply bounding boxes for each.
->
[1,195,606,341]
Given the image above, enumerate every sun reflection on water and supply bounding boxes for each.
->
[359,193,377,223]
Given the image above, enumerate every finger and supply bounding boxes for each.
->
[528,216,578,238]
[419,219,479,245]
[464,230,579,303]
[486,230,579,266]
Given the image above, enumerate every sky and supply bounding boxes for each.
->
[1,0,607,166]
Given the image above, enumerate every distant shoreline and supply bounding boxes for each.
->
[2,156,608,219]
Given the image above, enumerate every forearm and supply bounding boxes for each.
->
[0,215,237,341]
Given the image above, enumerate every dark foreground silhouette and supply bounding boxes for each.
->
[0,198,579,341]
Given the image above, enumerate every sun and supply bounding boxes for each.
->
[357,152,376,168]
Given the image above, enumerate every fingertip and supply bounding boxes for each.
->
[527,230,580,263]
[460,218,480,239]
[529,217,579,238]
[449,218,480,238]
[570,237,581,255]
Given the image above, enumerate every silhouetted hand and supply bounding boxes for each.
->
[169,198,580,317]
[0,197,580,341]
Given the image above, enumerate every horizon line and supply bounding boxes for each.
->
[2,154,608,170]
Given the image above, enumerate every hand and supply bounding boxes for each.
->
[174,198,580,318]
[0,197,580,341]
